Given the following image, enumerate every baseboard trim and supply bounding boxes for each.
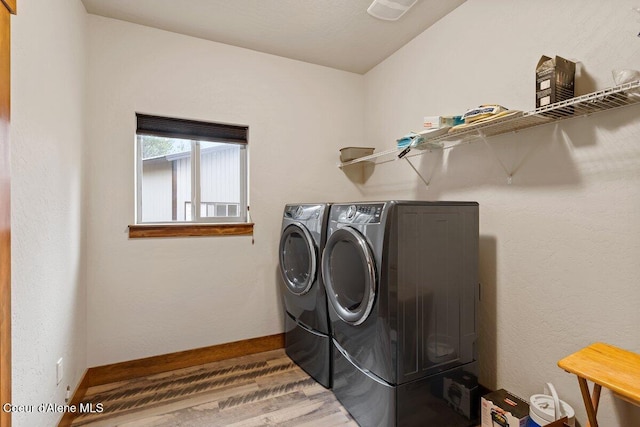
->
[86,333,285,387]
[57,369,91,427]
[58,333,284,427]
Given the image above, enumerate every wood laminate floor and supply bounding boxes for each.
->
[71,349,358,427]
[71,349,481,427]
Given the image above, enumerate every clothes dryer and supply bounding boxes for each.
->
[279,203,332,388]
[322,201,479,426]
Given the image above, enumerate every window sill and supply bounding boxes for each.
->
[128,223,254,239]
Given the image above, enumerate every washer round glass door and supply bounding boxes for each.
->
[279,223,317,295]
[322,226,376,325]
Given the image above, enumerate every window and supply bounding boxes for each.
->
[134,114,249,229]
[184,202,240,219]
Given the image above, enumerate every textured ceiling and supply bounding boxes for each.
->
[81,0,466,74]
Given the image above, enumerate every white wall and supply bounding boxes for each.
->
[363,0,640,425]
[11,2,639,426]
[85,16,364,366]
[10,0,87,426]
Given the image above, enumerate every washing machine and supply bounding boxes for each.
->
[321,201,479,426]
[279,203,332,388]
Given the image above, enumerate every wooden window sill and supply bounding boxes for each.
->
[128,223,254,239]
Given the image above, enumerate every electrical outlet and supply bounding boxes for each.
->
[56,358,63,385]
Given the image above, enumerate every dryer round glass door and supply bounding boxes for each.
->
[322,226,376,325]
[279,223,317,295]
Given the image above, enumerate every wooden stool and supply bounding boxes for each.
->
[557,342,640,427]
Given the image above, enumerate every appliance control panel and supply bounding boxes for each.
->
[341,203,384,224]
[284,204,323,220]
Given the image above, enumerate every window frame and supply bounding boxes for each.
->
[131,113,251,238]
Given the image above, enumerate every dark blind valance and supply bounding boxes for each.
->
[136,113,248,144]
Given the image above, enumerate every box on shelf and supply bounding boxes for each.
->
[423,115,464,129]
[339,147,375,162]
[481,389,530,427]
[536,55,576,108]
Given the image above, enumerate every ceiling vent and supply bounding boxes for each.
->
[367,0,418,21]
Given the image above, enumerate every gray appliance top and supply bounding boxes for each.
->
[330,201,478,224]
[336,203,385,224]
[282,203,330,242]
[283,203,330,221]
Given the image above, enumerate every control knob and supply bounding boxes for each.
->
[346,205,357,219]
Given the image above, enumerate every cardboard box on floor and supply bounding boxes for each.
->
[481,389,571,427]
[481,389,529,427]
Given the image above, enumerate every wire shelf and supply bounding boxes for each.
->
[338,80,640,167]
